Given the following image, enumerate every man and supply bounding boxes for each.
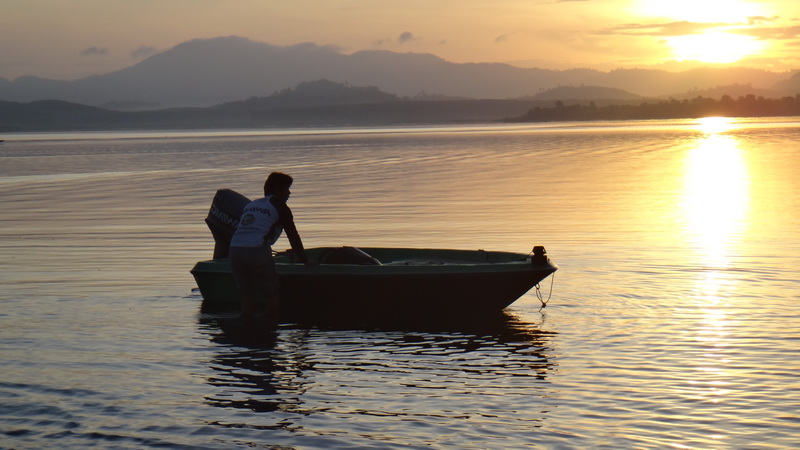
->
[229,172,311,320]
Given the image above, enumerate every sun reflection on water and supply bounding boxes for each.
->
[682,121,750,268]
[696,116,737,134]
[680,118,751,368]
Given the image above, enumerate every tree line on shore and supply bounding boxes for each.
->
[505,94,800,122]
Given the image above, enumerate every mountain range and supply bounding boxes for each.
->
[4,78,798,133]
[0,80,554,131]
[2,36,799,108]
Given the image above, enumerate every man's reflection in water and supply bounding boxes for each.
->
[199,311,556,418]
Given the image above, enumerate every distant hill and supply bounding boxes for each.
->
[214,79,400,111]
[2,78,799,133]
[0,100,123,131]
[506,94,800,123]
[0,81,546,132]
[530,85,642,101]
[772,71,800,93]
[98,100,161,111]
[665,84,779,100]
[0,36,796,107]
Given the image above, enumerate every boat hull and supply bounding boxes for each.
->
[191,247,557,319]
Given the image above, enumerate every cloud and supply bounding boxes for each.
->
[600,16,800,42]
[373,32,425,48]
[495,34,509,43]
[397,32,416,44]
[745,24,800,40]
[131,45,159,59]
[601,21,728,37]
[747,16,779,26]
[80,46,109,56]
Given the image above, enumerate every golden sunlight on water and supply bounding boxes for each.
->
[681,118,752,368]
[1,122,799,448]
[681,118,750,268]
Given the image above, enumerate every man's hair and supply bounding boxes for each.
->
[264,172,293,196]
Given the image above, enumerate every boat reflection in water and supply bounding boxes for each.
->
[198,310,556,424]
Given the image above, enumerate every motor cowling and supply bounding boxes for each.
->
[205,189,251,259]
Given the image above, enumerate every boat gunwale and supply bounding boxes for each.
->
[191,247,557,277]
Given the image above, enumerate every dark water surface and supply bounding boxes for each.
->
[1,119,799,448]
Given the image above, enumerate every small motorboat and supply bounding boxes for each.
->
[191,189,558,320]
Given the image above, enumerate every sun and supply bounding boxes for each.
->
[667,31,763,64]
[634,0,768,64]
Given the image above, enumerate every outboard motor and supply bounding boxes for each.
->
[205,189,251,259]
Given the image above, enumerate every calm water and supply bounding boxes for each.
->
[1,119,799,448]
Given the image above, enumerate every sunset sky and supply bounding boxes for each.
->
[2,0,799,80]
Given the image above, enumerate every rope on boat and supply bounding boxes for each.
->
[534,272,555,310]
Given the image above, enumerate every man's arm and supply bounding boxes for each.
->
[274,199,310,264]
